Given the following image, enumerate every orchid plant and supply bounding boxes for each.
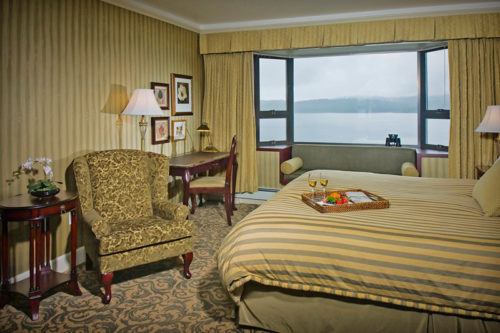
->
[7,157,61,192]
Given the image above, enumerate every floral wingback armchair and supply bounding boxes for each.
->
[73,149,192,304]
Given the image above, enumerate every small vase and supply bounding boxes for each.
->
[30,187,60,198]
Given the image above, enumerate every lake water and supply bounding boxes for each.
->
[260,112,449,146]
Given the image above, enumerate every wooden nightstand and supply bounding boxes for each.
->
[476,165,491,179]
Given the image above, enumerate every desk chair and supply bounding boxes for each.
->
[189,135,237,225]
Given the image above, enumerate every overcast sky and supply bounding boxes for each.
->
[259,50,448,101]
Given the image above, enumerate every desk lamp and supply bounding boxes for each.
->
[196,122,218,152]
[122,89,164,151]
[475,105,500,158]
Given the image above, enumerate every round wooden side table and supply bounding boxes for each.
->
[0,191,82,320]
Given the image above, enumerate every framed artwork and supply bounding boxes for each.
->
[172,119,187,142]
[151,117,170,144]
[151,82,169,110]
[171,74,193,116]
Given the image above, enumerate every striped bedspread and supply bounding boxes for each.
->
[217,170,500,320]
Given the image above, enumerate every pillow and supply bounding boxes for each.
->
[472,160,500,216]
[401,162,419,177]
[281,157,303,175]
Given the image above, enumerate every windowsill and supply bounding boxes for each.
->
[416,148,449,157]
[257,145,292,151]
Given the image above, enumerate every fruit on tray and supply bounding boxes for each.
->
[330,192,341,199]
[324,192,351,205]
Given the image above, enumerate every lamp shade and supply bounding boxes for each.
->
[196,123,211,132]
[475,105,500,133]
[122,89,164,116]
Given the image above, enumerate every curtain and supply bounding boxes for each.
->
[202,52,258,192]
[448,38,500,178]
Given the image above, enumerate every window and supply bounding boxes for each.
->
[254,56,293,145]
[259,58,287,111]
[255,43,450,150]
[294,53,417,145]
[419,48,450,149]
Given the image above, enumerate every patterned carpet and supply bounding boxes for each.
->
[0,202,266,332]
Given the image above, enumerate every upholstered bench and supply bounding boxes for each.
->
[280,144,418,184]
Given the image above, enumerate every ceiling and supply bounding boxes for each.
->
[102,0,500,33]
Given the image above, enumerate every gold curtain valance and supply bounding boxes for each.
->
[199,13,500,54]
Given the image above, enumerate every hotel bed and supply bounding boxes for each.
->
[217,169,500,333]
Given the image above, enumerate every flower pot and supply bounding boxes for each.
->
[30,187,60,198]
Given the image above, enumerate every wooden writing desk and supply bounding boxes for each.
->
[169,151,238,209]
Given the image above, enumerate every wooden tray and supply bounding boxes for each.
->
[301,188,389,213]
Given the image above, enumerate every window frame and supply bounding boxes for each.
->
[255,45,450,151]
[418,47,450,151]
[254,55,293,145]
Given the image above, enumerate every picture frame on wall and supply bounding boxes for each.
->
[171,74,193,116]
[151,82,170,110]
[151,117,170,144]
[172,119,187,142]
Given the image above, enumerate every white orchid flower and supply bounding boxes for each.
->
[8,157,60,190]
[43,165,53,178]
[21,158,34,170]
[36,157,52,164]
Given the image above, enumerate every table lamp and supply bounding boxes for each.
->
[122,89,164,151]
[196,122,218,152]
[475,105,500,157]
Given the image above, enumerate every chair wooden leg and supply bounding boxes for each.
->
[229,191,234,216]
[190,194,197,214]
[224,191,232,226]
[101,272,113,304]
[182,252,193,279]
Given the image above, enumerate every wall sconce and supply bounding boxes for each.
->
[122,89,164,151]
[196,123,218,152]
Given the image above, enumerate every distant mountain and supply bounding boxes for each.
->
[260,96,449,113]
[260,100,287,111]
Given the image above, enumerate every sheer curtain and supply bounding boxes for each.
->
[202,52,258,192]
[448,38,500,178]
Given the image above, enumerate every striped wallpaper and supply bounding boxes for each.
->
[1,0,203,275]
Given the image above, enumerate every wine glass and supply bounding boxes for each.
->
[320,173,328,198]
[308,173,317,197]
